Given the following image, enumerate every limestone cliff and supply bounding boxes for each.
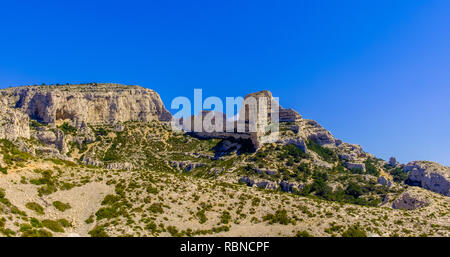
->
[404,161,450,196]
[0,83,172,127]
[0,98,30,140]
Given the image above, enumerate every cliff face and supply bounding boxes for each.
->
[404,161,450,196]
[0,83,172,127]
[0,98,30,140]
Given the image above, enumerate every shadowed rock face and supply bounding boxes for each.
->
[0,83,172,127]
[392,189,430,210]
[404,161,450,196]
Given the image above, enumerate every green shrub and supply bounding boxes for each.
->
[88,225,109,237]
[263,209,294,225]
[284,144,308,159]
[42,219,64,233]
[57,219,71,228]
[390,168,409,183]
[295,230,313,237]
[167,226,180,237]
[85,215,94,224]
[196,209,207,224]
[365,159,380,177]
[30,120,46,128]
[52,201,71,212]
[146,186,158,194]
[95,207,119,220]
[345,182,363,198]
[306,140,337,163]
[149,203,164,214]
[145,222,157,234]
[25,202,44,215]
[30,218,42,228]
[220,211,231,224]
[0,139,32,165]
[58,122,77,134]
[342,224,367,237]
[21,228,53,237]
[101,194,120,205]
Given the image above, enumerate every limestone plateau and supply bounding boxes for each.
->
[0,83,448,237]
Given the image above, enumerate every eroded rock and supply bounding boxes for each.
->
[0,98,30,140]
[404,161,450,196]
[392,190,430,210]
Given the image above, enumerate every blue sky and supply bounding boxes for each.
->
[0,0,449,165]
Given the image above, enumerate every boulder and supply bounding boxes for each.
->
[345,162,366,172]
[35,131,57,144]
[392,190,430,210]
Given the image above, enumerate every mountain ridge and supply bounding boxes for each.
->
[0,83,448,237]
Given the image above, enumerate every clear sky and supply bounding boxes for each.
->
[0,0,449,165]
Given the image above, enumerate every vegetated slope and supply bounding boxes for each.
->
[0,84,448,237]
[0,121,448,237]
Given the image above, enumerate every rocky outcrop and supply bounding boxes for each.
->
[0,98,30,140]
[54,129,68,154]
[242,90,302,122]
[106,162,133,170]
[345,162,366,172]
[33,128,67,154]
[392,189,430,210]
[212,139,243,157]
[279,108,302,122]
[276,136,307,152]
[378,176,392,187]
[239,176,255,186]
[279,181,303,193]
[404,161,450,196]
[389,157,399,167]
[0,83,172,127]
[300,120,336,146]
[183,90,302,150]
[336,143,368,162]
[255,180,278,190]
[255,168,278,176]
[171,161,205,172]
[239,176,303,192]
[35,130,57,144]
[82,156,104,167]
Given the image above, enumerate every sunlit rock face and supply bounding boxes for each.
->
[0,97,30,140]
[404,161,450,197]
[0,83,172,128]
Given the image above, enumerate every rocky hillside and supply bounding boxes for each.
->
[0,83,448,237]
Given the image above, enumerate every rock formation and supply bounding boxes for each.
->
[404,161,450,196]
[0,98,30,140]
[392,189,430,210]
[0,83,172,127]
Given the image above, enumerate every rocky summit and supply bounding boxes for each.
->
[0,83,448,237]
